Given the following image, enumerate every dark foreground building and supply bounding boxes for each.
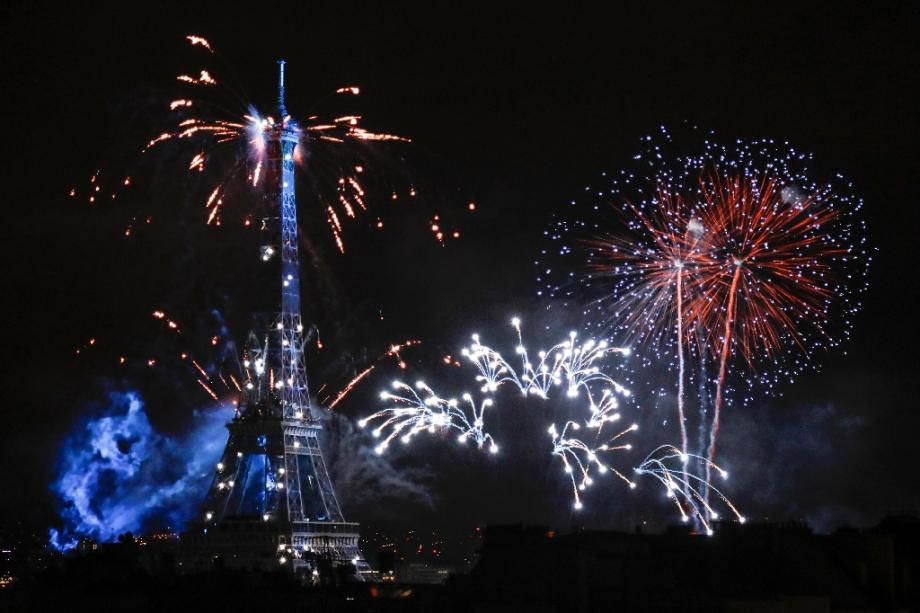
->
[1,516,916,612]
[449,516,919,612]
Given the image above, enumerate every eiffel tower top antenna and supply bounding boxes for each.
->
[277,59,287,117]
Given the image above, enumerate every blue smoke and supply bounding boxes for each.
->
[49,390,232,550]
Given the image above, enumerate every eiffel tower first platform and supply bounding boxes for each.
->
[182,61,370,581]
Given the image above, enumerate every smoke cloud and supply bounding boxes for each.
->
[319,409,435,520]
[48,389,434,549]
[49,390,232,549]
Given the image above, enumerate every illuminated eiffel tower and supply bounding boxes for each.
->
[184,61,368,580]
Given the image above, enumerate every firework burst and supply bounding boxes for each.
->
[360,317,742,525]
[71,35,470,251]
[538,126,870,514]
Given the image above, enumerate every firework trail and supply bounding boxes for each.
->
[325,340,420,408]
[360,381,497,454]
[462,317,632,406]
[634,445,745,533]
[87,304,420,423]
[538,127,870,517]
[547,420,637,510]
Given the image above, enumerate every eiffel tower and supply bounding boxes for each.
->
[183,61,368,580]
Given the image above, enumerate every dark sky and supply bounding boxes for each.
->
[2,3,918,537]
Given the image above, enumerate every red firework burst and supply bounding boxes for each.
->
[687,171,846,365]
[587,166,860,512]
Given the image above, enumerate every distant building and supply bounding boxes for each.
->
[399,562,453,584]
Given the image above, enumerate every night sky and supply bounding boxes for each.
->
[2,4,918,540]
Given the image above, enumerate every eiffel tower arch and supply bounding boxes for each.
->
[182,61,369,581]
